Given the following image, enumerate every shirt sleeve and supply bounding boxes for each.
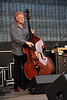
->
[10,26,27,46]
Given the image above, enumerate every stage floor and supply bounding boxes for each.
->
[0,85,48,100]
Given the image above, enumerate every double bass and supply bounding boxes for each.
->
[23,9,54,80]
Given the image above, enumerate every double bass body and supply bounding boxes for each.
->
[23,35,54,80]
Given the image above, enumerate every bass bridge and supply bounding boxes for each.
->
[32,56,40,75]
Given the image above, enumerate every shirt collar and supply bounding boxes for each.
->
[15,23,25,29]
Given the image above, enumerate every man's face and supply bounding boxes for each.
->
[16,14,24,24]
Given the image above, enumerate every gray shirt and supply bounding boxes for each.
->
[10,23,29,56]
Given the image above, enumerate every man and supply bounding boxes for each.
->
[10,12,34,92]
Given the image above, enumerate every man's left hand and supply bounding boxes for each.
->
[31,29,35,34]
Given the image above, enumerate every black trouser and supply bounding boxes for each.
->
[13,54,29,90]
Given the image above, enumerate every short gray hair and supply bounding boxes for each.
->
[14,11,24,21]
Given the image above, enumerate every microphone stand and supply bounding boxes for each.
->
[52,35,67,48]
[51,35,67,74]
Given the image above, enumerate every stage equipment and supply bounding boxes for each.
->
[0,51,12,67]
[28,75,60,94]
[52,47,67,74]
[0,70,4,87]
[0,67,8,86]
[0,51,14,85]
[8,62,14,80]
[45,74,67,100]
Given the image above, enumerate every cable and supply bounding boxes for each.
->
[1,88,34,99]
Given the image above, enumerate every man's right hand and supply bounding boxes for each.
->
[26,41,34,47]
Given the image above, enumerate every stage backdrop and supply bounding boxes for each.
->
[0,0,67,42]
